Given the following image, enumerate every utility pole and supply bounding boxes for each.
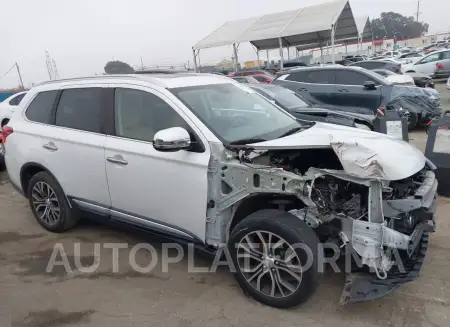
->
[15,62,24,90]
[140,56,144,70]
[416,0,421,21]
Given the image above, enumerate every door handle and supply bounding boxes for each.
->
[107,155,128,165]
[42,142,58,151]
[337,89,349,93]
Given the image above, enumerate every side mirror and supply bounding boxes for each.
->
[363,81,377,90]
[153,127,191,152]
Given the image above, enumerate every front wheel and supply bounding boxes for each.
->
[228,209,321,308]
[402,111,418,130]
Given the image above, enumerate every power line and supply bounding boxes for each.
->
[0,64,17,82]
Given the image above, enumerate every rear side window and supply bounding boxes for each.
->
[253,76,267,83]
[440,51,450,60]
[336,70,376,85]
[25,91,58,124]
[287,70,335,84]
[55,88,103,133]
[9,93,26,106]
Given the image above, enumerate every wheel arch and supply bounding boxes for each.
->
[20,162,71,207]
[226,193,306,239]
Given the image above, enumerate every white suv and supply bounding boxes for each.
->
[4,74,437,307]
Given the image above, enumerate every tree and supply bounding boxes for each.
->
[371,12,429,40]
[104,60,134,74]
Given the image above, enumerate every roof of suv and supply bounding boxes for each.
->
[278,65,367,74]
[34,73,233,92]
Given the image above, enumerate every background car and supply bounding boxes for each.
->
[372,69,435,88]
[231,70,273,78]
[0,91,27,130]
[249,83,375,130]
[396,52,424,64]
[250,74,273,84]
[272,66,441,129]
[231,76,260,84]
[349,60,402,73]
[402,48,450,78]
[0,91,26,170]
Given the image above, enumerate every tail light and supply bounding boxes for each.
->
[1,126,13,145]
[437,63,444,69]
[377,106,386,116]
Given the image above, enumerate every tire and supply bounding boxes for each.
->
[403,111,418,130]
[27,171,79,232]
[228,209,321,308]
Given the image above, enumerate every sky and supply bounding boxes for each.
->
[1,0,448,89]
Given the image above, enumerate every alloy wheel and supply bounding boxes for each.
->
[236,231,303,298]
[402,111,412,123]
[31,182,60,225]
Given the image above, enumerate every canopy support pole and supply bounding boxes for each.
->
[287,47,290,60]
[278,37,284,69]
[266,50,270,68]
[233,43,239,72]
[331,23,336,64]
[345,42,348,54]
[192,48,198,72]
[256,50,260,69]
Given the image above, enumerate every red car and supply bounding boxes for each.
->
[231,70,273,77]
[250,74,273,84]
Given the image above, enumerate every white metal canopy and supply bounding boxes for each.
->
[192,0,358,70]
[355,15,372,42]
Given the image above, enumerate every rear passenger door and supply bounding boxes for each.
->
[41,86,111,207]
[278,70,336,105]
[334,70,382,114]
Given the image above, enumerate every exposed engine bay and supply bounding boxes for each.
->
[205,143,437,304]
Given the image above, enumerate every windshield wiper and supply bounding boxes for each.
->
[229,138,267,145]
[278,127,304,138]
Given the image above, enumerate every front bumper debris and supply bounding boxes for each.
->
[340,231,430,304]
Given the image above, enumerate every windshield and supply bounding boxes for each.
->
[170,83,301,144]
[260,86,309,110]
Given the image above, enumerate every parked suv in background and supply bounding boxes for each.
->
[0,91,27,170]
[272,66,441,129]
[349,60,401,73]
[4,74,436,307]
[402,49,450,78]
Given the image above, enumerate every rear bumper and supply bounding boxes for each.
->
[432,71,450,79]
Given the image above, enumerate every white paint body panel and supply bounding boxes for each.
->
[247,122,425,181]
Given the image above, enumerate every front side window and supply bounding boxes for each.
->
[170,83,301,144]
[55,88,103,133]
[25,90,58,124]
[114,88,190,143]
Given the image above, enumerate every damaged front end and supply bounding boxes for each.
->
[206,138,437,304]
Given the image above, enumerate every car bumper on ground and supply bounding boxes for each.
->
[340,169,437,304]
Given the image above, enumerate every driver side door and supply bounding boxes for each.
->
[103,85,210,242]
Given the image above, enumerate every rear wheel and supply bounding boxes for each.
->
[228,209,321,308]
[27,171,79,232]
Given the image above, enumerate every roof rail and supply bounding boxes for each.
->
[38,74,167,88]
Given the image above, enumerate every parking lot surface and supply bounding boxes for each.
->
[0,82,449,327]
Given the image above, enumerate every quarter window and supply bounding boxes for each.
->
[9,93,26,106]
[114,88,191,143]
[55,88,103,133]
[25,91,58,124]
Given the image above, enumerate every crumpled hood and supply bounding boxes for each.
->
[247,122,425,181]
